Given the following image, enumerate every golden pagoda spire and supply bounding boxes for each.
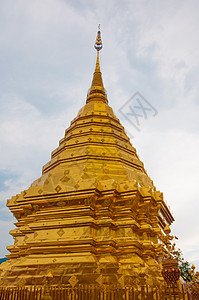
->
[86,25,108,104]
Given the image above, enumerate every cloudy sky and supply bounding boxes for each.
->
[0,0,199,268]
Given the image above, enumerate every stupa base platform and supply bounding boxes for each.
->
[0,258,164,288]
[0,181,172,288]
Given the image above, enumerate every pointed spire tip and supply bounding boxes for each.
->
[94,25,102,51]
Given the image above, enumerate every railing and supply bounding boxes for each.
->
[0,284,197,300]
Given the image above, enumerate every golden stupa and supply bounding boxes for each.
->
[0,28,174,288]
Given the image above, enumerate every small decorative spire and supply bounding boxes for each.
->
[86,25,108,104]
[94,24,103,51]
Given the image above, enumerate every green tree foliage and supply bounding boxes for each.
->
[168,238,199,284]
[172,248,192,282]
